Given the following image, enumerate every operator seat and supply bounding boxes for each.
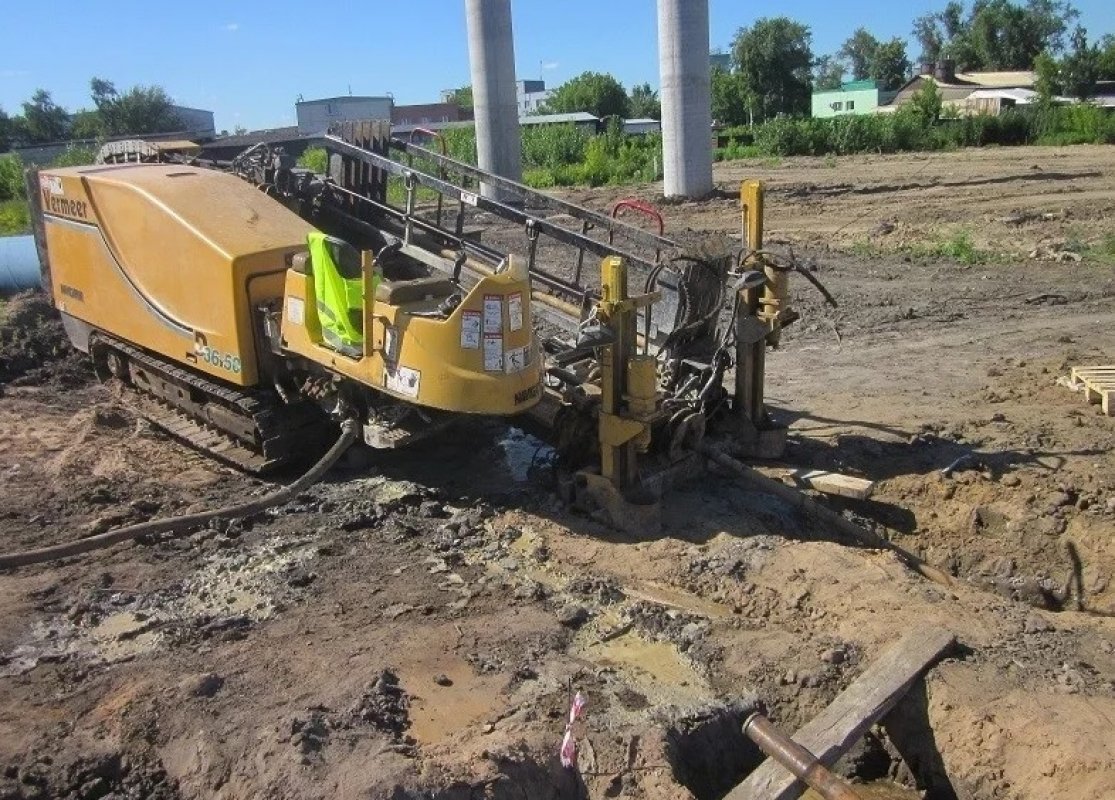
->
[306,232,370,358]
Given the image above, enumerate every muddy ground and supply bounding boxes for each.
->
[1,146,1114,800]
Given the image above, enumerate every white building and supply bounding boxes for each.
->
[295,96,393,135]
[517,80,551,115]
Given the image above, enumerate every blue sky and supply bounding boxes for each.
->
[2,1,1111,132]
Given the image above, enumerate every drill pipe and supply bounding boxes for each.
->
[743,714,863,800]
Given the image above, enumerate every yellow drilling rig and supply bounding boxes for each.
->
[28,122,819,531]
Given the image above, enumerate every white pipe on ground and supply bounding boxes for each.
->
[0,236,40,294]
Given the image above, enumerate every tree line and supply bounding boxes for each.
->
[450,0,1113,128]
[712,0,1114,126]
[0,79,183,150]
[447,75,662,121]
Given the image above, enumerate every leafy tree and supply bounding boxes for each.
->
[446,85,473,111]
[628,83,661,120]
[50,145,97,168]
[913,0,1079,70]
[21,90,70,143]
[732,17,813,121]
[1060,25,1098,100]
[913,14,944,63]
[1033,50,1061,103]
[813,55,845,91]
[1098,34,1115,80]
[90,78,181,136]
[0,108,11,152]
[871,38,912,90]
[710,66,750,126]
[69,109,102,140]
[840,28,880,80]
[908,79,944,122]
[297,146,328,173]
[542,71,630,119]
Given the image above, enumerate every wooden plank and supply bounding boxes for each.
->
[780,469,875,500]
[1072,366,1115,375]
[726,628,956,800]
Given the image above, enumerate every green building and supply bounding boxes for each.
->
[811,80,897,118]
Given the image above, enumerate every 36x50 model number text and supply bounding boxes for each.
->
[198,346,242,374]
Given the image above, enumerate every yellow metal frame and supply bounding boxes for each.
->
[279,264,542,416]
[39,165,313,387]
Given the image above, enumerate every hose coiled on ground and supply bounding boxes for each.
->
[0,419,361,571]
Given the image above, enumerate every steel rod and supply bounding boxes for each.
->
[742,714,863,800]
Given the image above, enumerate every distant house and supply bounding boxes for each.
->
[295,96,393,135]
[517,80,551,115]
[623,118,661,135]
[812,80,898,118]
[199,94,394,161]
[518,112,600,133]
[709,53,732,72]
[873,63,1115,116]
[392,102,473,127]
[169,105,216,139]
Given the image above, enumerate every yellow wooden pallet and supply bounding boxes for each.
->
[1070,366,1115,416]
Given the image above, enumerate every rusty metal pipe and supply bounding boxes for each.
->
[742,714,863,800]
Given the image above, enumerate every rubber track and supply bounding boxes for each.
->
[101,336,333,473]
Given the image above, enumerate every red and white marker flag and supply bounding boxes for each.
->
[559,691,587,768]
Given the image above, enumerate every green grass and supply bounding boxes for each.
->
[1085,233,1115,264]
[906,229,998,265]
[850,238,879,258]
[0,199,30,236]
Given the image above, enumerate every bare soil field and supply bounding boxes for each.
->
[1,145,1114,800]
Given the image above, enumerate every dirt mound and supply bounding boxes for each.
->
[0,290,92,389]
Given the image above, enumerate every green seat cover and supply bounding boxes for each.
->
[307,232,374,357]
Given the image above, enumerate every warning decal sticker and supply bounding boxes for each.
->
[385,365,421,398]
[483,294,503,334]
[483,335,503,372]
[508,292,524,332]
[460,310,481,349]
[504,344,529,374]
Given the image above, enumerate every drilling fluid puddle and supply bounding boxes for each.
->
[87,611,162,661]
[579,629,712,706]
[1,539,320,676]
[398,656,506,745]
[626,582,734,620]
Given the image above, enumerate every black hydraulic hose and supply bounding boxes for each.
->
[0,419,361,571]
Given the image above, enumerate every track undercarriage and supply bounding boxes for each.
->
[91,335,332,473]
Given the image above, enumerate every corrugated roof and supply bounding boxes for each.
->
[204,126,307,148]
[295,96,392,106]
[967,88,1038,102]
[956,71,1036,88]
[519,112,599,125]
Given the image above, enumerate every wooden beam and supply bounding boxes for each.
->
[779,469,876,500]
[725,628,956,800]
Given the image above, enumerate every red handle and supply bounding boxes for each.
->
[611,199,665,236]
